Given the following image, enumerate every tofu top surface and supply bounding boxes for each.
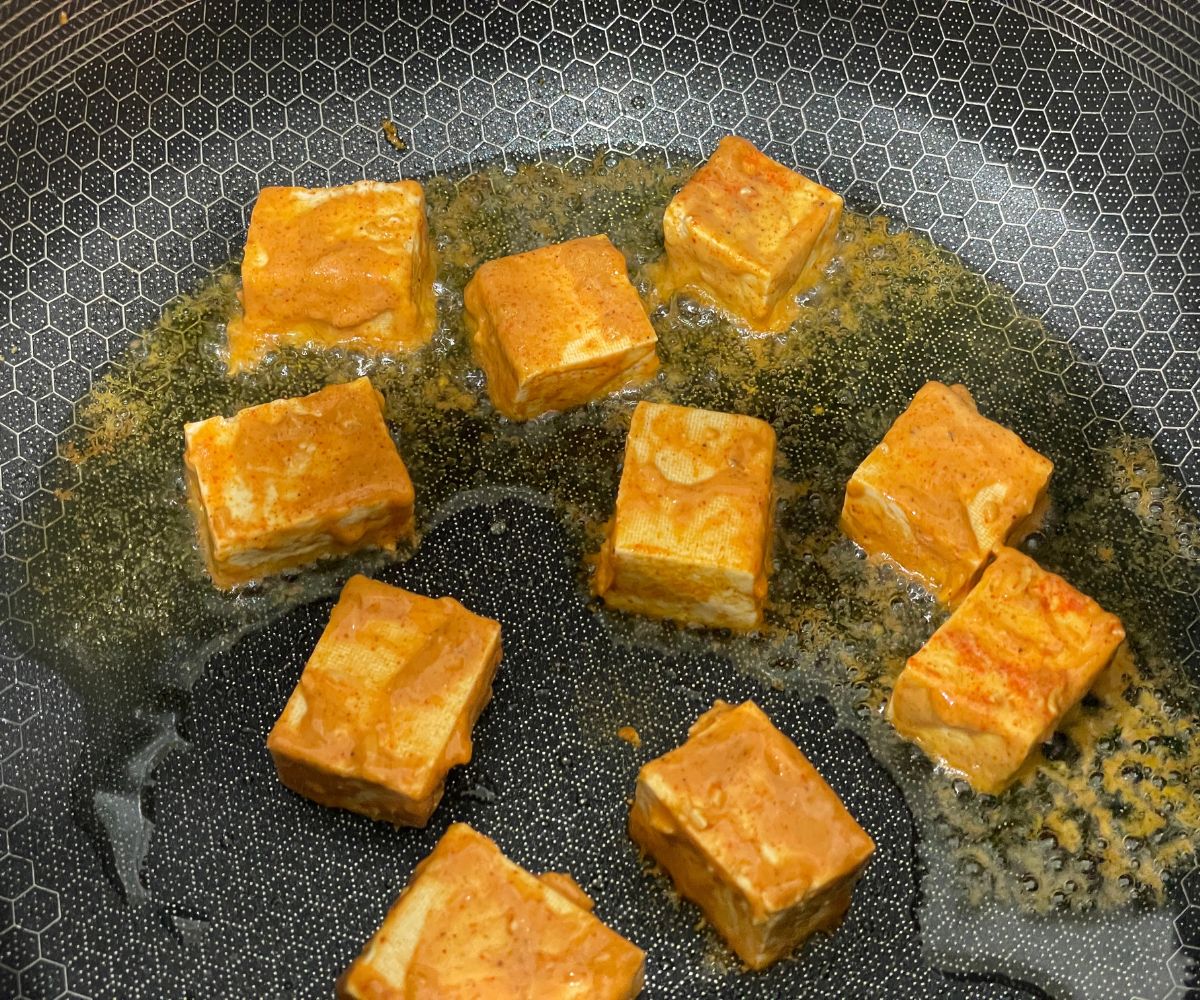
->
[849,381,1053,582]
[664,135,842,276]
[638,701,875,914]
[465,234,656,377]
[612,401,776,573]
[240,180,427,330]
[902,546,1125,747]
[271,576,501,799]
[183,377,413,556]
[343,823,644,997]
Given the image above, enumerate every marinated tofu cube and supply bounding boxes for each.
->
[595,400,776,630]
[183,377,414,589]
[655,135,842,332]
[267,576,502,827]
[887,546,1125,795]
[840,381,1053,605]
[337,823,645,999]
[226,180,436,373]
[463,234,658,421]
[629,701,875,970]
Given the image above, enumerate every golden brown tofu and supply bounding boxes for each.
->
[653,135,842,332]
[629,701,875,970]
[226,180,436,373]
[888,546,1125,795]
[267,576,501,826]
[840,381,1053,605]
[337,823,645,999]
[463,234,658,421]
[595,400,776,630]
[182,377,413,589]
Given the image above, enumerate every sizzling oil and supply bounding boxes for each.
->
[21,153,1200,925]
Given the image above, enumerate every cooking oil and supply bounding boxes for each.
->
[21,152,1200,929]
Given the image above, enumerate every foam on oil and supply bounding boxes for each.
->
[20,153,1200,985]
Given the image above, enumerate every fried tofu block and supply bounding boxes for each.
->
[267,576,501,826]
[840,381,1053,605]
[226,180,436,373]
[630,701,875,970]
[654,135,842,332]
[183,377,413,589]
[888,547,1125,795]
[595,400,776,630]
[463,234,658,421]
[337,823,645,999]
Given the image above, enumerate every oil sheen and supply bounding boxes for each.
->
[21,153,1200,935]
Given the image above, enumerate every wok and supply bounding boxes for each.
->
[1,1,1198,998]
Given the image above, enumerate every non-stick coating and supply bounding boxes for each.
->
[1,2,1198,998]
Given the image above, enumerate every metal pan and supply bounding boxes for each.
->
[1,1,1198,998]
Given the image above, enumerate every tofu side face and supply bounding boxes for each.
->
[464,234,659,420]
[629,701,874,969]
[597,401,776,630]
[840,381,1053,604]
[182,377,414,588]
[658,135,843,332]
[267,576,502,826]
[228,180,437,372]
[887,546,1126,794]
[338,823,645,1000]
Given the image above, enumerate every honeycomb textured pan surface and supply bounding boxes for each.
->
[0,1,1198,998]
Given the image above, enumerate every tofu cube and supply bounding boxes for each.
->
[840,381,1053,605]
[595,400,776,630]
[183,377,414,589]
[463,234,658,421]
[226,180,436,373]
[267,576,502,827]
[656,135,843,332]
[337,823,645,999]
[629,701,875,970]
[887,546,1125,795]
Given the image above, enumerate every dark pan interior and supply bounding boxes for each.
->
[1,1,1199,998]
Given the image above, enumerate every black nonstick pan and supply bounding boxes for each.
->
[1,1,1198,998]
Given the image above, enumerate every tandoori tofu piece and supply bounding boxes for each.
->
[629,701,875,970]
[463,234,658,420]
[337,823,645,999]
[267,576,501,826]
[654,135,842,332]
[226,180,436,373]
[595,400,776,630]
[840,381,1053,605]
[888,546,1126,795]
[183,377,413,589]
